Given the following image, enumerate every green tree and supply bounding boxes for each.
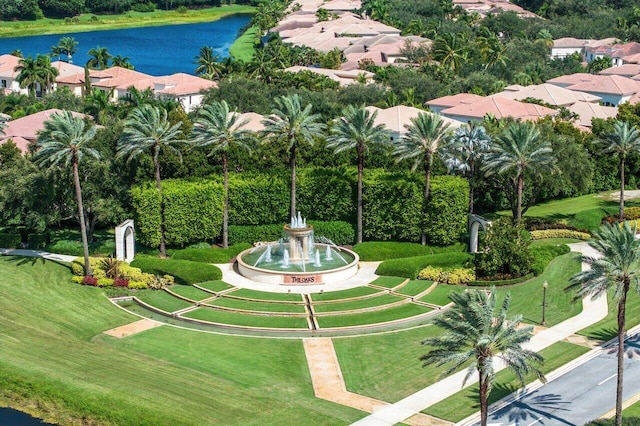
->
[474,217,532,279]
[14,55,43,96]
[33,111,99,276]
[190,100,253,248]
[261,94,326,218]
[327,105,389,243]
[483,122,555,220]
[421,288,545,426]
[56,36,79,63]
[567,222,640,426]
[432,33,468,74]
[600,121,640,220]
[194,46,223,80]
[86,46,112,70]
[116,105,185,257]
[587,56,613,74]
[111,54,134,69]
[393,112,452,244]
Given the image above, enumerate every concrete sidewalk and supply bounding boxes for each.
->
[350,242,608,426]
[0,248,77,263]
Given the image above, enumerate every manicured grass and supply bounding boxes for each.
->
[208,297,307,313]
[227,288,305,302]
[376,252,473,280]
[309,286,381,301]
[136,290,193,313]
[418,284,465,306]
[529,238,582,248]
[313,294,405,313]
[196,280,233,293]
[131,255,222,285]
[394,280,433,296]
[624,400,640,417]
[317,304,433,328]
[353,242,466,261]
[168,285,214,301]
[228,25,258,61]
[0,6,255,38]
[170,243,252,263]
[577,291,640,342]
[45,229,115,257]
[183,307,310,329]
[423,341,590,422]
[370,276,406,288]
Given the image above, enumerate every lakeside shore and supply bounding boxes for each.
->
[0,5,254,39]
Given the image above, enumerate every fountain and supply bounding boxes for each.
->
[236,212,359,285]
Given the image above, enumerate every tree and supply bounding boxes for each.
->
[35,54,58,95]
[483,122,555,220]
[600,121,640,220]
[444,122,492,214]
[116,105,184,257]
[14,54,58,97]
[194,46,222,80]
[86,46,112,70]
[261,94,326,219]
[567,222,640,426]
[587,56,613,74]
[190,100,253,248]
[393,112,452,244]
[56,36,79,63]
[111,54,134,69]
[421,288,545,426]
[33,111,100,276]
[432,33,468,74]
[327,105,389,243]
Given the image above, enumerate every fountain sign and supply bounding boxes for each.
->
[283,274,322,285]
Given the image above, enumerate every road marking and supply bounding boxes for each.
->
[598,374,617,386]
[526,417,543,426]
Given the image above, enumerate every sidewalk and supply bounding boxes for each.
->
[350,242,608,426]
[0,248,77,263]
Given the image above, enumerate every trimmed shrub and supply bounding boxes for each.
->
[424,176,469,245]
[376,252,473,279]
[119,264,156,287]
[0,233,21,249]
[97,278,114,287]
[474,218,532,279]
[71,258,107,278]
[130,255,222,285]
[310,221,355,245]
[418,266,475,284]
[113,277,129,287]
[228,224,284,246]
[71,275,84,284]
[228,173,289,225]
[353,241,467,261]
[130,182,162,248]
[128,281,149,289]
[297,167,355,222]
[82,276,98,286]
[171,243,252,263]
[467,273,534,286]
[530,229,591,240]
[27,232,50,250]
[530,244,571,276]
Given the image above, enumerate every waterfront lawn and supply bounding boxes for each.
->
[227,288,305,302]
[0,5,255,38]
[207,297,307,313]
[183,307,309,329]
[168,285,214,301]
[229,25,258,61]
[317,304,433,328]
[136,290,193,313]
[312,294,405,313]
[423,342,590,422]
[309,286,381,301]
[577,291,640,342]
[0,255,363,424]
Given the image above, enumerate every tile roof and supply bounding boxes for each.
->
[440,97,558,121]
[546,73,599,86]
[232,112,266,132]
[599,64,640,77]
[0,54,21,78]
[623,53,640,64]
[365,105,462,133]
[490,83,601,106]
[565,75,640,96]
[568,101,618,129]
[89,66,153,89]
[153,73,217,96]
[51,61,84,78]
[426,93,484,109]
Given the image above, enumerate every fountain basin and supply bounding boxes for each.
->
[236,243,359,285]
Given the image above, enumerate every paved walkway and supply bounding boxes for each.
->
[0,248,77,263]
[350,242,608,426]
[103,318,163,338]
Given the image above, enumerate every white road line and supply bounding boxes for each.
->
[598,373,617,386]
[526,417,543,426]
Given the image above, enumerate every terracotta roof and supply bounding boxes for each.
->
[343,35,427,54]
[365,105,462,133]
[51,61,84,78]
[552,38,594,48]
[89,66,153,89]
[568,101,618,129]
[599,64,640,78]
[623,53,640,64]
[565,75,640,96]
[231,112,266,132]
[153,73,217,95]
[285,66,373,86]
[547,73,599,87]
[0,54,21,78]
[588,42,640,58]
[426,93,484,109]
[440,97,558,121]
[491,83,601,106]
[56,72,84,84]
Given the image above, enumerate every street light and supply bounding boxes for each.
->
[542,280,548,326]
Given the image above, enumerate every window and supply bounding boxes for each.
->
[1,80,6,88]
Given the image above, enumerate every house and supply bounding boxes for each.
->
[0,54,23,94]
[51,61,85,94]
[585,42,640,66]
[622,53,640,65]
[490,83,601,107]
[452,0,539,18]
[599,64,640,78]
[439,96,558,123]
[0,109,91,154]
[152,73,217,113]
[563,75,640,106]
[89,66,154,101]
[231,112,266,133]
[288,0,361,12]
[425,93,484,114]
[567,101,617,131]
[546,73,599,88]
[550,38,616,60]
[341,35,431,70]
[365,105,462,142]
[284,66,374,86]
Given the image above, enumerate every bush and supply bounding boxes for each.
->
[97,278,114,287]
[27,232,50,250]
[530,244,571,275]
[128,281,149,289]
[297,167,355,223]
[82,276,98,286]
[309,221,355,245]
[71,275,84,284]
[228,224,284,246]
[0,233,21,249]
[585,418,640,426]
[71,258,107,278]
[523,217,589,233]
[171,243,252,263]
[530,229,591,240]
[417,266,475,284]
[131,255,222,285]
[228,173,289,226]
[131,2,155,12]
[376,252,473,279]
[571,208,611,231]
[113,277,129,287]
[424,176,469,245]
[353,241,467,261]
[474,218,533,279]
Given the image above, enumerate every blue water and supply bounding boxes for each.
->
[0,14,251,76]
[0,407,53,425]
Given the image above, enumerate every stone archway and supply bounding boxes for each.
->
[469,214,491,253]
[115,219,135,263]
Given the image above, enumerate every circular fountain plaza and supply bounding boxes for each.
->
[236,212,360,286]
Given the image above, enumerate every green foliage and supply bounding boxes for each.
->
[530,244,571,276]
[131,255,222,285]
[376,252,473,279]
[530,229,591,240]
[310,221,355,245]
[27,232,50,250]
[297,167,355,222]
[228,224,283,246]
[585,419,640,426]
[353,241,467,261]
[0,233,21,249]
[417,266,475,284]
[170,243,252,263]
[474,218,533,279]
[424,176,469,245]
[130,182,162,248]
[228,173,289,225]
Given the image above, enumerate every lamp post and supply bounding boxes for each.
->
[542,280,548,326]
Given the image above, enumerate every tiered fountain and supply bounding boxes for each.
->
[236,212,359,285]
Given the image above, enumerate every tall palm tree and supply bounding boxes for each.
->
[33,111,99,276]
[116,105,184,257]
[600,121,640,221]
[394,112,452,244]
[57,37,79,63]
[111,54,134,70]
[86,46,112,70]
[327,105,389,243]
[261,94,326,219]
[483,121,555,220]
[194,46,223,80]
[567,222,640,426]
[190,101,253,248]
[14,56,40,96]
[432,33,468,74]
[36,54,58,95]
[444,122,492,214]
[421,288,545,426]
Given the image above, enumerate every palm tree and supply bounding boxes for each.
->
[86,46,112,70]
[261,94,326,219]
[432,33,468,74]
[327,105,389,243]
[116,105,184,257]
[33,111,99,276]
[190,101,253,248]
[600,121,640,221]
[36,54,58,95]
[57,37,79,63]
[444,122,492,214]
[483,121,555,220]
[567,222,640,426]
[194,46,223,80]
[14,56,40,96]
[111,54,134,70]
[421,288,545,426]
[394,112,452,244]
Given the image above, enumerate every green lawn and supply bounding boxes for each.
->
[352,242,466,261]
[313,294,405,313]
[208,297,307,313]
[310,286,381,301]
[624,400,640,417]
[370,276,407,288]
[227,288,305,302]
[183,307,310,329]
[0,6,255,38]
[418,284,465,306]
[136,290,193,313]
[195,280,234,293]
[228,25,258,61]
[577,291,640,342]
[317,304,433,328]
[168,285,214,301]
[529,238,582,248]
[394,280,434,296]
[424,341,590,422]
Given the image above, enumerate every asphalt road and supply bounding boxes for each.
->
[478,334,640,426]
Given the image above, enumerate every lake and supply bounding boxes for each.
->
[0,407,53,425]
[0,14,251,76]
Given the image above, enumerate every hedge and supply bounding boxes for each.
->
[353,241,467,261]
[530,229,591,240]
[27,232,50,250]
[376,252,473,279]
[467,273,534,287]
[131,255,222,285]
[424,176,469,245]
[171,243,252,263]
[227,173,289,225]
[530,244,571,276]
[297,167,355,223]
[130,182,162,248]
[0,233,21,249]
[228,220,355,245]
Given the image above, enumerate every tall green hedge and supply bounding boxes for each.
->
[424,176,469,245]
[297,167,355,222]
[131,182,162,248]
[227,173,289,225]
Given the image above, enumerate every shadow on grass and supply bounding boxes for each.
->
[1,254,72,271]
